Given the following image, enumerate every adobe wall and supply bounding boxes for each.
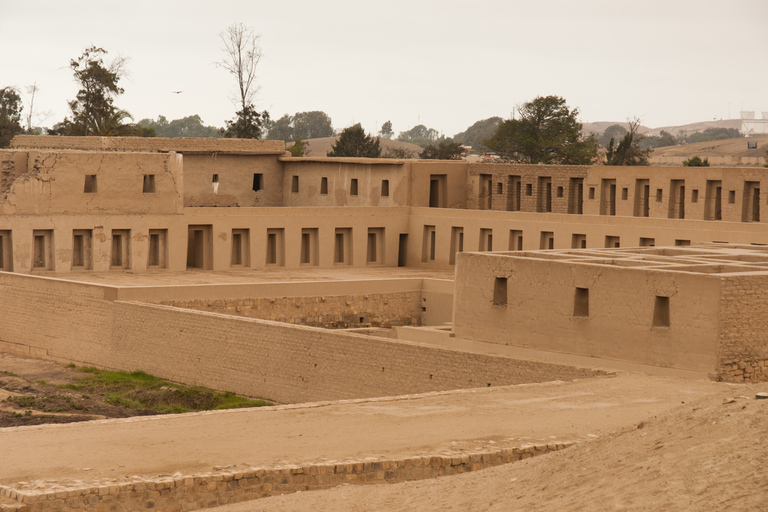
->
[405,207,768,269]
[10,135,286,154]
[0,150,183,216]
[409,160,468,208]
[466,163,590,212]
[451,252,721,372]
[154,291,423,328]
[717,276,768,382]
[281,158,410,207]
[183,154,284,207]
[0,273,599,404]
[0,207,411,273]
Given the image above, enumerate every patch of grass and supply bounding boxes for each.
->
[65,363,76,368]
[64,366,271,414]
[0,370,19,377]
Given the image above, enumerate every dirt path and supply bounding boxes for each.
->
[225,382,768,512]
[0,372,726,486]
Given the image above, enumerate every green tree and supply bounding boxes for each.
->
[397,124,440,148]
[137,115,221,138]
[288,138,307,157]
[293,111,333,139]
[419,139,464,160]
[382,147,415,159]
[598,124,628,148]
[0,87,23,147]
[90,109,139,136]
[484,96,598,165]
[605,118,651,166]
[327,124,381,157]
[222,105,269,139]
[682,155,710,167]
[379,120,393,139]
[267,114,294,141]
[452,117,502,153]
[63,46,129,136]
[688,127,742,143]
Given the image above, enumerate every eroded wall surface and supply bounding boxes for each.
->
[718,276,768,382]
[154,292,423,328]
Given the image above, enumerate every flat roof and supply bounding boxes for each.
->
[479,244,768,275]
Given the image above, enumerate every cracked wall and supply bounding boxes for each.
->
[0,150,183,216]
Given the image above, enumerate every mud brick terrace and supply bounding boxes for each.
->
[1,136,768,511]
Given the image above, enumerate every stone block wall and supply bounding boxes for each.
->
[154,291,423,328]
[0,442,573,512]
[717,276,768,382]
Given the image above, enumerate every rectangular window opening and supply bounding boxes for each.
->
[110,229,131,269]
[675,239,691,246]
[143,174,156,193]
[350,178,358,196]
[252,173,263,192]
[320,177,328,195]
[292,175,299,193]
[266,228,285,266]
[728,190,736,204]
[509,230,523,251]
[84,175,97,193]
[573,288,589,317]
[367,228,384,264]
[526,183,533,196]
[653,296,670,327]
[621,187,628,200]
[381,179,389,197]
[493,277,508,306]
[148,229,167,268]
[588,187,596,200]
[0,231,11,271]
[212,174,219,183]
[72,229,92,270]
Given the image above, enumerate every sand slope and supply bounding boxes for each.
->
[214,382,768,512]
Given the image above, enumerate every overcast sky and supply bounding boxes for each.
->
[3,0,767,137]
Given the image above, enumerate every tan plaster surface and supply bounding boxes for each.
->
[0,373,726,486]
[58,267,455,287]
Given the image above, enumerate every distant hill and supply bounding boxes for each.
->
[583,119,742,137]
[651,135,768,166]
[296,137,424,158]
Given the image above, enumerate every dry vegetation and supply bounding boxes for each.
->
[0,353,270,427]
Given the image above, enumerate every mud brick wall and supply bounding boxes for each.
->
[1,442,574,512]
[153,292,423,328]
[0,276,600,404]
[467,163,589,212]
[717,276,768,382]
[10,135,285,154]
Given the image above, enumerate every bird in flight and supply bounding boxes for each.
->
[171,91,183,94]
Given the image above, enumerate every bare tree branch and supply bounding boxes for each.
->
[217,23,262,111]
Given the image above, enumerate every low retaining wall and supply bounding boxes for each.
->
[0,274,601,404]
[0,442,574,512]
[154,291,423,328]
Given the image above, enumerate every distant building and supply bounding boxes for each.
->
[741,111,768,136]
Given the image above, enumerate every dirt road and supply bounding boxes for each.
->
[1,373,726,487]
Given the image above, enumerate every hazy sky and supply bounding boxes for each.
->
[3,0,767,137]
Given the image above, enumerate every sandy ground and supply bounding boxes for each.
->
[0,372,726,488]
[219,382,768,512]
